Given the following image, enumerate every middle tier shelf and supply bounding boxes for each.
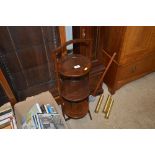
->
[60,78,89,102]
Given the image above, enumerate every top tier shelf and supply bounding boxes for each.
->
[58,54,91,78]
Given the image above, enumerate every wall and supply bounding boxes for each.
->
[65,26,73,50]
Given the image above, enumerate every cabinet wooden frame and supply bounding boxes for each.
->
[0,69,16,106]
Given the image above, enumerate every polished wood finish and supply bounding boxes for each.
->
[61,77,89,102]
[59,26,66,45]
[0,69,16,106]
[62,99,89,119]
[52,39,92,94]
[59,26,67,54]
[60,55,91,118]
[0,26,66,103]
[73,26,155,94]
[53,39,92,119]
[59,54,91,77]
[60,54,91,102]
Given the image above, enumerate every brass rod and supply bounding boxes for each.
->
[102,95,111,113]
[105,99,114,119]
[95,94,104,113]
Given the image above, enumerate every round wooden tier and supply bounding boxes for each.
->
[61,77,89,102]
[62,99,89,119]
[58,54,91,77]
[59,54,91,119]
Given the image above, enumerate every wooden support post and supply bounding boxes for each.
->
[0,69,16,107]
[59,26,67,55]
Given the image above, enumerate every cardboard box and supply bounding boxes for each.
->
[14,91,69,129]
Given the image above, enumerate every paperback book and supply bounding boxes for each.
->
[22,103,42,129]
[37,113,65,129]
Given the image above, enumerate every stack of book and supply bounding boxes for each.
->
[0,102,17,129]
[22,103,65,129]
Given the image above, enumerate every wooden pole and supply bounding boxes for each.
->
[93,52,116,96]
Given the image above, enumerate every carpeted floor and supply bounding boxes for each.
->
[65,72,155,129]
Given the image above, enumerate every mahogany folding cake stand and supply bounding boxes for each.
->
[59,54,92,120]
[52,39,92,121]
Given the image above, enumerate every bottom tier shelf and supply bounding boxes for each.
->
[62,98,89,119]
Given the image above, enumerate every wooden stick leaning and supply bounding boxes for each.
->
[93,52,116,96]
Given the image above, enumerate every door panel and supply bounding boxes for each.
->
[99,26,126,62]
[120,26,155,64]
[0,26,61,101]
[9,27,44,49]
[16,45,47,69]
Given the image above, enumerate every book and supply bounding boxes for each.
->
[0,102,12,114]
[37,113,65,129]
[0,116,17,129]
[46,104,56,114]
[33,114,42,129]
[22,103,42,129]
[0,102,14,121]
[0,109,12,116]
[11,117,17,129]
[40,104,46,113]
[37,114,56,129]
[25,103,42,123]
[40,104,56,114]
[44,105,48,113]
[0,103,13,119]
[0,111,14,121]
[0,117,11,126]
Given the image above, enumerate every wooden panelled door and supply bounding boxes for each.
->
[120,26,155,64]
[0,26,66,105]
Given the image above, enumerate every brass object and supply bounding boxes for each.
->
[102,95,111,113]
[105,99,114,119]
[95,94,104,113]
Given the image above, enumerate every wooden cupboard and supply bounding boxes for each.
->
[73,26,155,94]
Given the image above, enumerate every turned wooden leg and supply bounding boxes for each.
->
[88,110,92,120]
